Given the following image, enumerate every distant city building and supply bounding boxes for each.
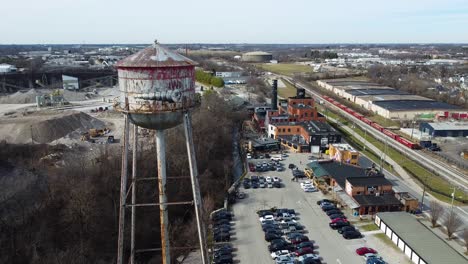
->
[0,63,17,73]
[241,51,273,62]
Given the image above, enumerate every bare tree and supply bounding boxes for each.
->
[429,200,444,228]
[444,211,464,240]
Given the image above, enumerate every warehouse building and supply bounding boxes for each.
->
[375,212,467,264]
[372,100,460,120]
[241,51,273,62]
[419,121,468,137]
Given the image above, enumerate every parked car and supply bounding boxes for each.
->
[260,215,275,223]
[259,182,266,188]
[329,214,346,220]
[276,166,283,172]
[364,253,383,260]
[243,182,251,189]
[330,217,347,223]
[297,254,320,262]
[266,229,284,236]
[266,176,273,183]
[290,235,309,244]
[303,186,317,192]
[257,209,273,216]
[319,202,334,208]
[288,163,296,169]
[273,177,280,182]
[329,221,350,229]
[337,225,356,234]
[213,255,233,264]
[317,199,334,205]
[270,250,292,259]
[286,232,303,240]
[295,241,314,250]
[236,192,246,199]
[247,153,252,159]
[268,182,274,188]
[366,258,386,264]
[273,182,281,188]
[213,250,232,259]
[265,233,283,242]
[325,209,342,216]
[252,182,259,189]
[294,247,314,256]
[342,230,362,239]
[269,242,294,252]
[322,205,337,212]
[214,232,230,242]
[275,255,294,264]
[356,247,377,256]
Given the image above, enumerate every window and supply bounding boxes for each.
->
[296,128,299,132]
[356,191,361,195]
[288,128,291,132]
[304,112,308,117]
[351,155,357,159]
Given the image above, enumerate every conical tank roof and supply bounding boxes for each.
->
[116,41,197,68]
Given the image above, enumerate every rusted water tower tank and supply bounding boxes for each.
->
[116,41,197,130]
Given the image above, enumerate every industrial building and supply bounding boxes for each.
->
[419,121,468,137]
[267,121,341,153]
[317,79,462,120]
[241,51,273,62]
[375,212,467,264]
[306,160,419,216]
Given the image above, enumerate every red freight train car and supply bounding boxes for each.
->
[397,137,419,149]
[382,129,399,139]
[371,122,384,132]
[361,118,373,125]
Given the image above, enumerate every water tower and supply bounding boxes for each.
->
[115,41,208,264]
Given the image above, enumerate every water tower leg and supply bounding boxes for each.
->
[130,124,138,264]
[156,130,170,264]
[117,114,130,264]
[183,112,208,264]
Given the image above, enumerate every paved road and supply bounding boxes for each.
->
[231,154,408,264]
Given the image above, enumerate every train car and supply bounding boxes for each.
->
[352,112,364,120]
[371,122,384,132]
[361,118,373,125]
[397,137,420,149]
[382,129,398,139]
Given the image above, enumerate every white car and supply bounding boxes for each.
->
[268,182,274,188]
[266,176,273,183]
[273,177,280,182]
[300,180,312,187]
[259,215,275,223]
[259,182,266,188]
[304,186,317,192]
[278,212,292,221]
[247,153,252,159]
[281,153,288,158]
[270,250,291,259]
[364,253,383,260]
[275,255,294,264]
[297,254,320,262]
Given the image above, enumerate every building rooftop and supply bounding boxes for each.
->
[307,160,368,187]
[377,212,467,264]
[347,89,409,96]
[353,194,402,206]
[373,100,461,111]
[347,176,392,187]
[427,122,468,131]
[273,121,338,136]
[330,143,356,152]
[364,94,432,102]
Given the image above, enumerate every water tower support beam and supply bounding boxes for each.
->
[117,114,130,264]
[130,124,138,264]
[156,130,170,264]
[183,112,208,264]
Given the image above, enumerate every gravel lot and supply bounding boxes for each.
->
[230,152,410,264]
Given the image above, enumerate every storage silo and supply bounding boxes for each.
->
[241,51,273,62]
[115,41,208,264]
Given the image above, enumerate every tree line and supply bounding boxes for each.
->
[195,70,225,88]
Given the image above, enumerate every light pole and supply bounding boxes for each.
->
[420,176,428,212]
[410,120,416,139]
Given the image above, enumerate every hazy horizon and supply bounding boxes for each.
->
[2,0,468,44]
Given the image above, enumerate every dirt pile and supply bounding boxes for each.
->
[0,111,106,144]
[0,89,45,104]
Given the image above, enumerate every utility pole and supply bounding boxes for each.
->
[363,128,367,151]
[420,176,427,212]
[380,139,387,173]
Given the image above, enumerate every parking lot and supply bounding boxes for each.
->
[230,151,409,264]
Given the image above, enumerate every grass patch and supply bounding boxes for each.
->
[278,78,298,98]
[374,233,400,251]
[257,63,314,76]
[368,115,400,128]
[359,223,380,231]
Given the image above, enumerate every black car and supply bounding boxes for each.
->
[269,238,287,245]
[303,259,322,264]
[337,225,356,234]
[268,241,294,252]
[212,213,232,221]
[325,209,342,216]
[342,230,362,239]
[213,255,233,264]
[295,241,314,250]
[329,214,346,220]
[214,244,233,252]
[286,232,303,240]
[251,175,259,182]
[252,182,259,189]
[273,182,281,188]
[213,250,232,259]
[213,226,230,233]
[214,218,231,225]
[265,233,282,242]
[243,182,251,189]
[317,199,334,205]
[322,205,337,212]
[288,163,296,169]
[215,223,231,229]
[214,233,230,242]
[286,209,296,215]
[329,221,350,229]
[265,229,283,236]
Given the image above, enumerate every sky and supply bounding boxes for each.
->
[1,0,468,44]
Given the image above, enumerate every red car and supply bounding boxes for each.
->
[356,247,377,256]
[290,236,309,244]
[295,247,314,256]
[330,218,348,224]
